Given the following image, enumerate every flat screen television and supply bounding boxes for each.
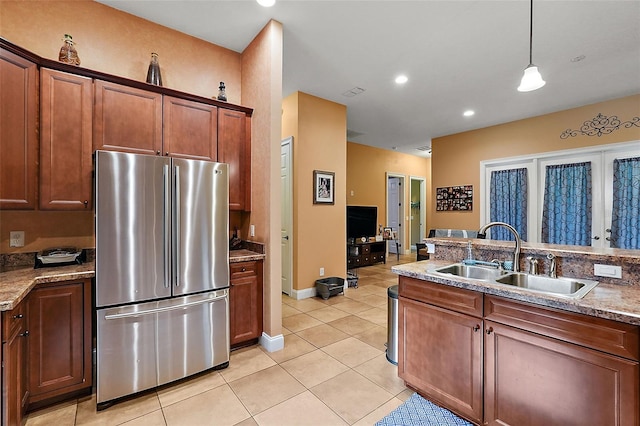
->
[347,206,377,241]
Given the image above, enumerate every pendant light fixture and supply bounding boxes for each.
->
[257,0,275,7]
[517,0,545,92]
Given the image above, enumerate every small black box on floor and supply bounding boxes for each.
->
[315,277,344,300]
[347,271,358,288]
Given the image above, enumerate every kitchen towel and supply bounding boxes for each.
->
[375,393,472,426]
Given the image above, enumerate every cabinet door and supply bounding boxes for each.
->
[28,280,92,404]
[398,296,483,424]
[230,261,263,347]
[2,300,29,426]
[0,48,37,210]
[40,69,93,210]
[163,96,217,161]
[484,320,639,426]
[94,80,162,155]
[218,109,251,211]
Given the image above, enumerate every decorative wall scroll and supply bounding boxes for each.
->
[560,113,640,139]
[436,185,473,211]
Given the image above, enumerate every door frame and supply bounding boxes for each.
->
[409,176,427,250]
[386,172,406,256]
[280,137,293,295]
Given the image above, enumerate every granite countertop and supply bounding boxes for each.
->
[0,250,265,312]
[392,259,640,326]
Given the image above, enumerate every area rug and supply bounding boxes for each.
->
[375,393,473,426]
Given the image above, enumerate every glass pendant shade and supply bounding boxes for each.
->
[257,0,275,6]
[517,65,546,92]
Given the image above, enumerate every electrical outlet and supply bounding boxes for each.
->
[249,225,255,237]
[319,267,325,276]
[594,264,622,278]
[10,231,25,247]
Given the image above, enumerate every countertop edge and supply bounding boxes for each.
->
[392,260,640,326]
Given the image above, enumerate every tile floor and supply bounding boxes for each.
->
[25,254,416,426]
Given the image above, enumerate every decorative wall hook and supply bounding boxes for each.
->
[560,113,640,139]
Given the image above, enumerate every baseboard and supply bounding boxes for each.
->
[291,286,318,300]
[259,332,284,352]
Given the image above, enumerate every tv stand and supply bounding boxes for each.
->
[347,241,386,269]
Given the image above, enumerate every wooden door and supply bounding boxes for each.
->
[0,48,37,209]
[484,320,639,426]
[28,280,92,404]
[398,296,483,424]
[94,80,162,155]
[40,68,93,210]
[229,261,263,347]
[218,109,251,211]
[163,96,217,161]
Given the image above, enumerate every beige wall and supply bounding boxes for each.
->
[282,92,347,292]
[346,142,432,245]
[431,94,640,231]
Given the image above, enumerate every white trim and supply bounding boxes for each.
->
[291,286,318,300]
[259,332,284,352]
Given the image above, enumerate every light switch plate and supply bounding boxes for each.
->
[426,243,435,254]
[594,264,622,279]
[10,231,25,247]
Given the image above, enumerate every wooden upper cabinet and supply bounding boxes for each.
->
[163,96,217,161]
[0,48,37,210]
[93,80,163,155]
[40,69,93,210]
[218,109,251,211]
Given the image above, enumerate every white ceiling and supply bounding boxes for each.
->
[97,0,640,157]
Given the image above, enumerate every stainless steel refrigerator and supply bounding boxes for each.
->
[94,150,230,406]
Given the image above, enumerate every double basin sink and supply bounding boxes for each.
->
[433,263,598,299]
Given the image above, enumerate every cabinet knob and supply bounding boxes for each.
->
[165,152,169,156]
[486,327,494,335]
[13,314,23,319]
[84,200,89,208]
[473,324,480,332]
[241,268,246,272]
[19,330,29,337]
[156,150,161,155]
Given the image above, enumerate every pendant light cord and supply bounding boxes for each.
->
[528,0,534,66]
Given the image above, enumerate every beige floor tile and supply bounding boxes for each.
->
[396,388,415,401]
[327,315,378,336]
[359,294,388,308]
[353,324,388,351]
[322,337,382,368]
[25,399,77,426]
[282,326,293,336]
[296,324,349,348]
[234,417,259,426]
[363,285,392,297]
[221,346,276,382]
[281,304,302,318]
[75,392,161,426]
[318,294,349,305]
[253,391,347,426]
[305,306,350,322]
[281,313,323,332]
[331,299,372,314]
[346,285,377,295]
[265,334,316,364]
[229,365,305,415]
[284,297,327,312]
[356,306,388,326]
[157,370,226,407]
[280,349,349,388]
[354,354,407,395]
[311,370,394,424]
[120,409,166,425]
[352,397,404,426]
[163,384,250,426]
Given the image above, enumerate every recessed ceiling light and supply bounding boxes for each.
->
[256,0,275,7]
[463,110,475,117]
[395,75,408,84]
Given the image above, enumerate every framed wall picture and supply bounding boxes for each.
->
[313,170,335,204]
[383,227,393,239]
[435,185,473,211]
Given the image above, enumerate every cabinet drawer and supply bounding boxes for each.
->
[485,295,640,361]
[399,276,483,317]
[230,262,258,279]
[361,245,371,255]
[2,299,27,339]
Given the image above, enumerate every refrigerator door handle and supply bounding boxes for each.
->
[163,164,171,288]
[104,293,227,320]
[174,164,181,287]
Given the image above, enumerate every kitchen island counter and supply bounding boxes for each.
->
[393,259,640,325]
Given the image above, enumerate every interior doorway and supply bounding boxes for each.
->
[409,176,427,251]
[280,137,293,295]
[386,173,405,256]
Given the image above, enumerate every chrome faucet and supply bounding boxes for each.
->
[478,222,522,272]
[547,253,557,278]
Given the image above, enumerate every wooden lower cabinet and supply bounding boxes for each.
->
[229,260,263,348]
[484,320,639,426]
[2,299,29,426]
[27,279,92,407]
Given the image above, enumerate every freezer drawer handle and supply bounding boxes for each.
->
[104,294,227,320]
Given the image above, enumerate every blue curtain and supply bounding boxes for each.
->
[541,162,592,245]
[490,168,528,241]
[610,157,640,249]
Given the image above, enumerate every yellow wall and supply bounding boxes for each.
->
[431,95,640,230]
[346,142,432,245]
[282,92,347,291]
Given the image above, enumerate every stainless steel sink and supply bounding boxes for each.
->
[434,263,507,281]
[495,273,599,298]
